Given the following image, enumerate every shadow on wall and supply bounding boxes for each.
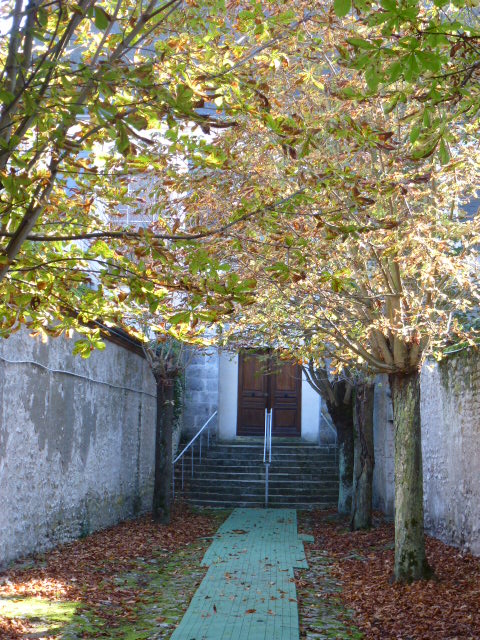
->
[0,328,156,567]
[373,355,480,556]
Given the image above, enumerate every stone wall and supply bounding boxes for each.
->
[0,329,156,567]
[183,348,219,435]
[373,352,480,555]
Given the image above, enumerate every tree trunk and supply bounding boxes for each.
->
[389,371,433,582]
[350,383,375,531]
[330,407,354,515]
[152,376,174,524]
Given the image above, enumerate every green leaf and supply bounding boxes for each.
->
[116,124,130,154]
[404,54,419,82]
[387,61,403,83]
[384,94,399,114]
[439,138,450,165]
[334,0,351,18]
[380,0,397,10]
[412,138,438,159]
[416,50,442,73]
[0,89,14,105]
[410,126,421,144]
[346,38,376,50]
[90,240,114,258]
[169,311,191,325]
[94,6,110,30]
[365,66,380,92]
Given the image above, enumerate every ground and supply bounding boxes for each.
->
[0,507,479,639]
[0,505,227,639]
[298,510,480,639]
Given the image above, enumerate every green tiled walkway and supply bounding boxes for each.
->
[170,508,312,640]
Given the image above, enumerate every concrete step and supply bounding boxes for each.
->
[188,499,337,509]
[200,449,335,461]
[187,491,338,502]
[175,459,337,469]
[189,478,338,492]
[186,471,339,482]
[175,438,339,510]
[202,447,336,457]
[195,459,337,469]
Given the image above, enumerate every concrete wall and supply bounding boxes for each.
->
[183,348,219,435]
[0,329,156,567]
[373,353,480,555]
[301,376,322,442]
[422,354,480,554]
[372,375,395,516]
[217,351,238,440]
[217,351,322,442]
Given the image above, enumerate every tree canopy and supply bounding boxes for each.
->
[3,0,480,580]
[0,0,291,347]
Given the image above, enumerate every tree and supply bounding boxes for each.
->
[0,0,317,340]
[169,8,480,580]
[304,364,375,530]
[332,0,480,163]
[351,380,375,531]
[143,336,186,524]
[0,0,279,343]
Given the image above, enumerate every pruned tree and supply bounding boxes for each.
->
[166,5,480,581]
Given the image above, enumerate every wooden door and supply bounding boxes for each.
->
[237,353,301,437]
[237,352,269,436]
[270,359,302,437]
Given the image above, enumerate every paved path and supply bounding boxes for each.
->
[170,508,312,640]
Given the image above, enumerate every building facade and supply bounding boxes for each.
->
[184,348,334,444]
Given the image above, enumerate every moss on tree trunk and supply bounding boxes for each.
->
[389,371,433,582]
[350,382,374,531]
[152,377,174,524]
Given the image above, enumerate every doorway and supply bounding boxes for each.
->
[236,352,302,437]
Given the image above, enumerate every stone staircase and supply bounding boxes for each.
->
[174,439,339,509]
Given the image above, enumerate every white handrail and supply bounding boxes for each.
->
[263,409,268,463]
[173,410,217,464]
[172,410,217,500]
[268,410,272,463]
[263,409,273,463]
[322,411,338,445]
[264,409,273,506]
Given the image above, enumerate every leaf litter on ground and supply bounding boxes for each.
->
[299,509,480,640]
[0,503,229,639]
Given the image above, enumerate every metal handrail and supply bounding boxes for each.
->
[264,409,273,506]
[172,410,217,499]
[263,408,272,463]
[320,410,338,465]
[322,411,338,445]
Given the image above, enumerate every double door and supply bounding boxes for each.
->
[237,352,302,437]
